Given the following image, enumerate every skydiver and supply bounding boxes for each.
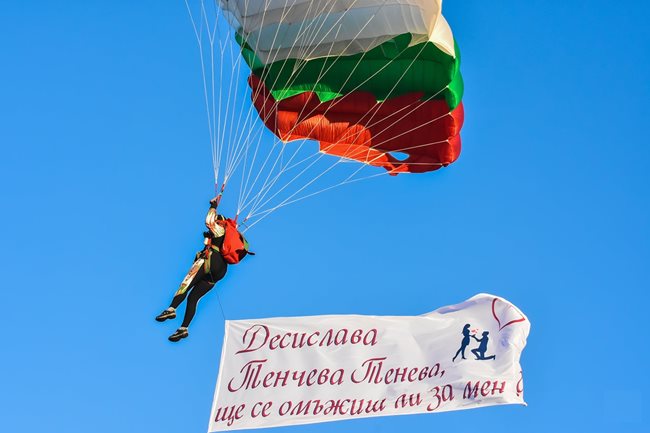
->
[155,197,228,342]
[471,331,496,360]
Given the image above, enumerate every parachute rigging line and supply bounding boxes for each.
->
[184,0,462,228]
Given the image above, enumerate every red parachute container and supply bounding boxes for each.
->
[218,218,252,264]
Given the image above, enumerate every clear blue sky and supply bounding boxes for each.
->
[1,1,648,432]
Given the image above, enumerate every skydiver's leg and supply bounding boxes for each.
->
[155,263,207,322]
[180,280,215,328]
[171,265,207,306]
[178,253,226,319]
[169,255,227,341]
[168,280,214,342]
[207,252,228,284]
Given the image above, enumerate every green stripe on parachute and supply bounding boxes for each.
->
[237,33,463,109]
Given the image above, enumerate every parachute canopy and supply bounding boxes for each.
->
[219,0,464,174]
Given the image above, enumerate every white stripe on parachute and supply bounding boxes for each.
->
[218,0,455,64]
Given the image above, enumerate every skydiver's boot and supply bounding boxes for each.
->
[155,308,176,322]
[168,327,189,342]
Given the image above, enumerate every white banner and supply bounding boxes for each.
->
[209,293,530,431]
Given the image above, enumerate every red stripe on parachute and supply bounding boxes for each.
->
[249,75,463,174]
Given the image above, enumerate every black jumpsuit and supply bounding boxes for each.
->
[168,209,228,328]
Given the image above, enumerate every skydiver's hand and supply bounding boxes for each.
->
[203,231,214,239]
[210,197,220,208]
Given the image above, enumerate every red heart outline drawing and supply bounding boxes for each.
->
[492,298,526,331]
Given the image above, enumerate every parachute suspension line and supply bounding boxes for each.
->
[226,4,296,211]
[224,0,317,197]
[246,138,389,223]
[248,158,347,223]
[245,120,411,226]
[237,138,286,215]
[245,103,450,221]
[214,291,227,320]
[244,132,452,223]
[247,171,388,225]
[224,0,264,185]
[244,105,445,226]
[215,182,226,203]
[193,0,235,188]
[234,60,332,210]
[243,171,392,232]
[202,0,225,184]
[217,27,239,186]
[239,107,372,213]
[246,151,384,222]
[245,150,334,219]
[209,2,222,184]
[185,0,218,181]
[186,0,236,186]
[220,0,259,189]
[212,3,222,181]
[221,47,236,183]
[236,129,250,216]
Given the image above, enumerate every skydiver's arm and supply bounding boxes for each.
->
[205,207,217,227]
[205,200,225,238]
[205,194,222,227]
